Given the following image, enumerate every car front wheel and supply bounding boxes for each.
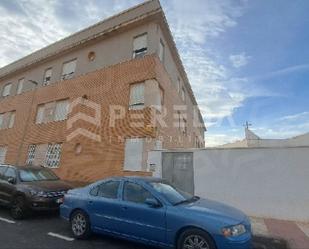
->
[70,210,91,239]
[178,228,216,249]
[10,196,28,220]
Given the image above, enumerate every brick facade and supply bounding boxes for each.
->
[0,55,204,182]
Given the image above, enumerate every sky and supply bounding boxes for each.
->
[0,0,308,146]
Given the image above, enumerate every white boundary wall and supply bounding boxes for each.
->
[148,147,309,222]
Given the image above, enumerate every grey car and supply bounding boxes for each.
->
[0,164,72,219]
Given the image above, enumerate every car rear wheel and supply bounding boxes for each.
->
[10,196,28,220]
[70,210,91,239]
[178,228,216,249]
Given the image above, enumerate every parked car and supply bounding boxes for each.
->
[60,176,252,249]
[0,164,72,219]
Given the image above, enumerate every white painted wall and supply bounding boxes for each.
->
[148,147,309,222]
[193,147,309,222]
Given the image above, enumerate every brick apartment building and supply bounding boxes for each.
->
[0,0,206,182]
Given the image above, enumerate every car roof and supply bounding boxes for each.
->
[107,176,164,183]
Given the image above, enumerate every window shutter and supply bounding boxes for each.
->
[54,100,69,121]
[17,79,24,94]
[133,34,147,51]
[2,84,12,97]
[0,114,3,128]
[129,83,145,109]
[62,60,76,79]
[8,112,15,128]
[36,105,45,124]
[0,147,7,164]
[124,138,144,171]
[43,68,52,85]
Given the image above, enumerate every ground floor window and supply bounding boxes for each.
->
[123,138,144,171]
[0,146,7,164]
[45,144,62,168]
[26,143,62,168]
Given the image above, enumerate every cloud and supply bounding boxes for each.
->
[279,112,309,121]
[0,0,269,147]
[0,0,143,67]
[162,0,254,129]
[229,52,251,68]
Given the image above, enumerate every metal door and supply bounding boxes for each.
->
[162,152,194,194]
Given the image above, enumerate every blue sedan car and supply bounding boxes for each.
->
[60,177,252,249]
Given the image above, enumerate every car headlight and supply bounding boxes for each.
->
[222,224,246,237]
[30,190,48,198]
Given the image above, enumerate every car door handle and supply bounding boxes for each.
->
[88,200,93,205]
[122,206,128,210]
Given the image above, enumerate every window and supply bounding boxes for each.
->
[0,147,7,164]
[26,145,36,165]
[35,99,69,124]
[54,100,69,121]
[124,138,144,171]
[97,181,120,199]
[0,114,3,128]
[45,143,62,168]
[0,111,15,129]
[0,166,7,175]
[181,87,186,102]
[43,68,52,86]
[8,111,15,128]
[133,33,147,58]
[129,83,145,110]
[182,118,187,135]
[123,182,152,204]
[160,87,164,106]
[159,39,165,62]
[61,59,77,80]
[4,167,16,180]
[177,77,181,93]
[17,78,24,94]
[2,83,12,97]
[36,105,45,124]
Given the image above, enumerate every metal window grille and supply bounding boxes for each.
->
[44,143,62,168]
[26,145,36,165]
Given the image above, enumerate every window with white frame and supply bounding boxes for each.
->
[181,87,186,102]
[54,100,69,121]
[177,77,181,93]
[0,114,3,129]
[133,33,147,58]
[45,143,62,168]
[36,99,69,124]
[124,138,144,171]
[17,78,24,94]
[0,146,7,164]
[26,144,36,165]
[8,111,15,128]
[43,68,52,85]
[129,83,145,110]
[182,118,187,135]
[159,39,165,62]
[2,83,12,97]
[61,60,77,80]
[36,105,45,124]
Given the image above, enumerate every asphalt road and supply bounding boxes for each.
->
[0,208,289,249]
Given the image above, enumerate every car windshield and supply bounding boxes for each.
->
[19,168,59,182]
[149,181,199,205]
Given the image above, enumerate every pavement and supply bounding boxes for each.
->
[251,217,309,249]
[0,207,303,249]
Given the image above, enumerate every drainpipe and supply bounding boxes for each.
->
[16,80,38,165]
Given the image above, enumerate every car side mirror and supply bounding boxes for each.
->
[7,177,16,184]
[145,198,161,208]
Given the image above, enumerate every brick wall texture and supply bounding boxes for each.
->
[0,55,204,183]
